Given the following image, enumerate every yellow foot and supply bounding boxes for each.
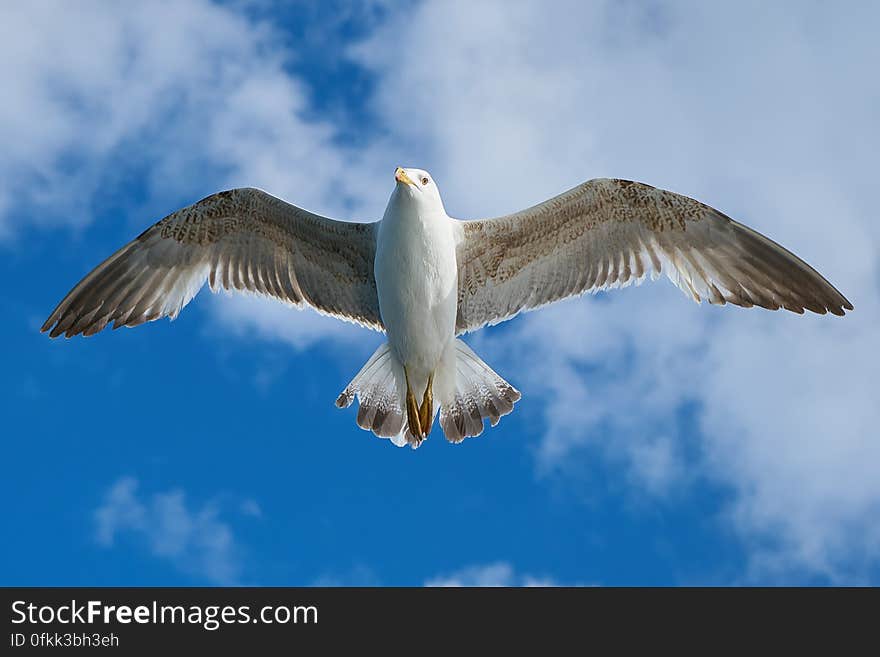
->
[404,366,423,441]
[419,371,434,437]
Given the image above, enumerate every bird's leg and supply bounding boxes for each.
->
[419,371,434,437]
[403,366,423,442]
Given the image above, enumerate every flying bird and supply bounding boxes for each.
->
[42,169,852,447]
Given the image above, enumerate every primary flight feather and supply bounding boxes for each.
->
[43,170,852,447]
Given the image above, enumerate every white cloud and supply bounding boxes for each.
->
[239,499,263,519]
[95,477,248,585]
[0,0,384,348]
[425,562,559,587]
[310,565,383,587]
[207,293,375,352]
[357,0,880,581]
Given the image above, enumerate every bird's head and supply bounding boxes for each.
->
[392,166,445,214]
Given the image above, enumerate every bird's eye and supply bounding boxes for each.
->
[421,177,429,185]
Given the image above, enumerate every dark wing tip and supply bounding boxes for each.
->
[827,300,851,316]
[721,215,854,319]
[42,313,67,338]
[824,290,853,316]
[790,288,852,317]
[814,286,852,317]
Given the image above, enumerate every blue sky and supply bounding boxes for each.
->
[2,0,878,586]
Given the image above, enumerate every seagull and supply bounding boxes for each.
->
[42,168,852,447]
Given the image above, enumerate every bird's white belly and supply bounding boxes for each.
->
[374,209,458,380]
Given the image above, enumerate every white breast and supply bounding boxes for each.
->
[374,190,458,380]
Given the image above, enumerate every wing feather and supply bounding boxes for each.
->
[454,178,852,333]
[43,188,382,338]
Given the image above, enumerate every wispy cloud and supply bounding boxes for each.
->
[95,477,251,585]
[207,293,373,353]
[0,0,381,350]
[426,563,560,587]
[310,565,383,587]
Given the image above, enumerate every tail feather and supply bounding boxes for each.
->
[336,343,407,445]
[439,340,520,443]
[336,339,519,447]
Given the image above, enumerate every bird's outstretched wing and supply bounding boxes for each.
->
[42,188,382,337]
[454,178,852,334]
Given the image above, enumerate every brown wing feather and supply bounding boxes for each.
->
[455,178,852,334]
[42,188,381,338]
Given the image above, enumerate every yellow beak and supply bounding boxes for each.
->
[395,167,415,187]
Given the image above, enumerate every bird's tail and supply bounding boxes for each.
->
[335,342,409,446]
[436,339,521,443]
[336,339,520,448]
